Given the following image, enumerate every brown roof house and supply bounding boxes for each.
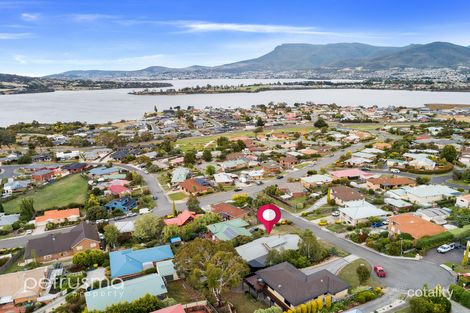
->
[179,178,212,195]
[329,186,365,206]
[279,156,299,169]
[366,176,416,191]
[244,262,349,310]
[388,213,447,242]
[24,222,100,263]
[279,182,307,198]
[211,203,247,220]
[0,267,48,304]
[261,161,283,175]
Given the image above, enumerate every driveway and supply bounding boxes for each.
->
[302,254,359,275]
[424,249,464,265]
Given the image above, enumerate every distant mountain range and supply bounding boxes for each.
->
[45,42,470,80]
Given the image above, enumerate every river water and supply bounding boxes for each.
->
[1,79,470,126]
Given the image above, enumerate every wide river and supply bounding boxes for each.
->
[1,78,470,126]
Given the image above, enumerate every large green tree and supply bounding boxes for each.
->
[133,214,162,242]
[440,145,458,163]
[298,230,326,262]
[103,224,119,248]
[19,198,35,221]
[175,238,249,306]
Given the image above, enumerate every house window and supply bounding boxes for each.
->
[76,246,83,250]
[90,243,97,248]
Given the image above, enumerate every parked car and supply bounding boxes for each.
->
[374,266,387,277]
[234,187,243,192]
[25,229,33,235]
[437,243,455,253]
[256,181,264,185]
[331,211,340,217]
[371,221,383,228]
[390,168,401,173]
[276,175,284,179]
[139,208,150,215]
[152,195,158,200]
[361,167,371,171]
[126,212,138,218]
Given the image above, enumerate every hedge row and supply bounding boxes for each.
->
[404,164,454,175]
[450,284,470,309]
[416,232,455,250]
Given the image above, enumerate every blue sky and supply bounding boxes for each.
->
[1,0,470,76]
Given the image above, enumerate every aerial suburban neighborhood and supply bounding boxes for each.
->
[0,101,469,313]
[2,1,470,313]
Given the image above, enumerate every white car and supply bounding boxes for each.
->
[390,168,401,174]
[25,230,33,235]
[332,211,340,217]
[437,243,455,253]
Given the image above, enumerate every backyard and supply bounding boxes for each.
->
[2,174,88,213]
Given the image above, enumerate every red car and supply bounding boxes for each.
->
[374,266,386,278]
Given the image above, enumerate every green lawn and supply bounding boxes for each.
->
[168,192,187,201]
[326,223,349,233]
[3,174,88,213]
[338,258,379,289]
[223,291,268,312]
[448,180,470,186]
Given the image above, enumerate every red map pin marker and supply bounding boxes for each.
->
[257,204,282,235]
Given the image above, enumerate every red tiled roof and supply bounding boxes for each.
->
[35,208,80,223]
[164,210,202,226]
[212,203,247,219]
[179,179,209,193]
[109,185,130,195]
[388,213,447,239]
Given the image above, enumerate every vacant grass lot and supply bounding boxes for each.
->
[168,192,187,201]
[3,174,88,213]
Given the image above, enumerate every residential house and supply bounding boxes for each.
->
[213,173,234,185]
[386,159,407,168]
[373,142,392,150]
[56,151,79,161]
[34,208,80,226]
[415,208,451,225]
[171,167,191,185]
[388,214,447,242]
[235,234,300,268]
[366,176,416,191]
[109,245,175,279]
[219,159,248,172]
[105,196,138,212]
[339,200,388,226]
[456,194,470,208]
[24,222,100,263]
[151,304,185,313]
[164,210,202,226]
[384,198,413,211]
[403,153,436,170]
[329,186,365,206]
[0,267,48,304]
[107,184,131,197]
[211,203,247,220]
[89,166,120,177]
[301,175,332,188]
[3,179,30,195]
[240,170,264,181]
[279,156,299,169]
[207,219,251,241]
[179,178,212,195]
[261,161,283,175]
[62,162,88,174]
[344,157,373,167]
[169,157,185,167]
[85,274,167,311]
[244,262,349,310]
[31,169,55,182]
[278,182,306,198]
[330,168,370,180]
[459,147,470,167]
[0,213,20,227]
[271,133,290,140]
[404,185,460,205]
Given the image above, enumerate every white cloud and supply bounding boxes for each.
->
[0,32,31,39]
[176,21,341,36]
[21,12,40,21]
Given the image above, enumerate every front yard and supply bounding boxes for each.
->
[166,280,205,303]
[338,258,380,288]
[168,192,187,201]
[223,291,268,312]
[2,174,88,213]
